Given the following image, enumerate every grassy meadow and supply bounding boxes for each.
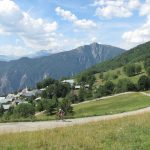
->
[36,92,150,120]
[0,112,150,150]
[145,91,150,94]
[94,65,146,88]
[73,92,150,118]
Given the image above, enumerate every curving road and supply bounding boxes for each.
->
[0,92,149,134]
[0,106,150,134]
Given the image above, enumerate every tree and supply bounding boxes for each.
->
[36,100,44,112]
[43,82,71,99]
[78,87,86,102]
[45,100,56,115]
[60,98,73,115]
[115,78,136,93]
[37,77,56,89]
[138,75,150,91]
[135,64,142,74]
[99,72,104,79]
[13,103,35,118]
[123,64,141,77]
[144,58,150,68]
[66,93,78,104]
[77,72,96,86]
[94,85,105,98]
[0,104,4,117]
[144,58,150,76]
[104,81,115,95]
[146,66,150,76]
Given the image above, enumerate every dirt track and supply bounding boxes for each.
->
[0,106,150,134]
[0,92,149,134]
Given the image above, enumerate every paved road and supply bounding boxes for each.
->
[1,106,150,134]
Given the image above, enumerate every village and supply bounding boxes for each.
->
[0,79,90,112]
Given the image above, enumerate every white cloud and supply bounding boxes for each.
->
[0,0,58,52]
[139,0,150,17]
[94,0,140,19]
[55,7,96,29]
[0,45,32,57]
[122,0,150,46]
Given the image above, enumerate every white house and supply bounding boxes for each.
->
[35,97,41,101]
[0,97,5,104]
[75,85,81,89]
[62,79,75,86]
[5,94,16,102]
[3,104,11,110]
[20,87,38,97]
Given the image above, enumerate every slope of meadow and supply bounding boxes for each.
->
[36,92,150,121]
[0,112,150,150]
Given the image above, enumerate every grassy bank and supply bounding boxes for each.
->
[1,92,150,122]
[73,92,150,118]
[0,112,150,150]
[37,92,150,120]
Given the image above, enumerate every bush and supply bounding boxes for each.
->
[60,98,73,115]
[37,77,56,89]
[0,104,4,117]
[138,75,150,91]
[99,73,104,79]
[115,78,136,93]
[146,66,150,76]
[13,103,35,118]
[123,64,141,77]
[66,93,78,104]
[77,72,96,86]
[104,81,115,95]
[94,86,106,98]
[78,87,86,102]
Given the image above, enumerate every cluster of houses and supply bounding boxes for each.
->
[0,87,43,111]
[0,79,89,111]
[62,79,90,89]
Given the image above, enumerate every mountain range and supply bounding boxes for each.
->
[0,43,125,95]
[0,50,54,61]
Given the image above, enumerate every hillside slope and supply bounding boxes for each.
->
[0,43,124,95]
[87,41,150,73]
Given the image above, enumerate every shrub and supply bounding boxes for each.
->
[99,73,104,79]
[95,86,106,98]
[115,78,136,93]
[60,99,73,115]
[123,64,141,77]
[146,66,150,76]
[138,75,150,91]
[13,103,35,118]
[104,81,115,95]
[0,104,4,117]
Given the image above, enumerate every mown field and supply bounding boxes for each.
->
[73,92,150,118]
[0,112,150,150]
[36,92,150,120]
[145,91,150,94]
[1,92,150,123]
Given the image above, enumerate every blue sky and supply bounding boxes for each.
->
[0,0,150,57]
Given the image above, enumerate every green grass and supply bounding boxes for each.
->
[0,112,150,150]
[94,62,146,87]
[36,92,150,120]
[73,93,150,118]
[145,91,150,94]
[1,92,150,122]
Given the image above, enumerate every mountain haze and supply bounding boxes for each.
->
[0,43,125,95]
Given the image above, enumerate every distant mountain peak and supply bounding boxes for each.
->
[0,43,125,95]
